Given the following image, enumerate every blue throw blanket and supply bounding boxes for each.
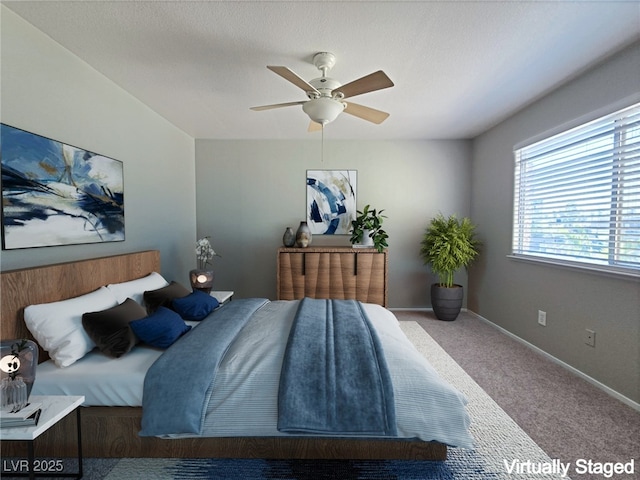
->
[278,298,397,436]
[139,298,268,436]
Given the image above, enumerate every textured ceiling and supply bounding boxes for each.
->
[3,0,639,140]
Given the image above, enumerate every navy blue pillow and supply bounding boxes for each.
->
[129,307,191,348]
[171,290,219,321]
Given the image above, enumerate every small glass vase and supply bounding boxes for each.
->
[0,339,38,398]
[1,376,28,413]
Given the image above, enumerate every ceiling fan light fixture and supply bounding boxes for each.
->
[252,52,393,130]
[302,97,345,125]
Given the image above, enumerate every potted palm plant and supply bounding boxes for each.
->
[420,214,480,320]
[350,204,389,253]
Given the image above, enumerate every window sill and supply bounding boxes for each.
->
[507,254,640,281]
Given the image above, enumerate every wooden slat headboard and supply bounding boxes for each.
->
[1,250,161,351]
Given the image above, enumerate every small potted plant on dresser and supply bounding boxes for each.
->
[350,204,389,253]
[420,213,480,321]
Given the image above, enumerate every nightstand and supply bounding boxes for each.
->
[210,291,234,306]
[0,395,84,479]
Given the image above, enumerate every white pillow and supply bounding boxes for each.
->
[106,272,168,305]
[24,286,118,368]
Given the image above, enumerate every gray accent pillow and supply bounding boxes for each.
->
[143,281,191,313]
[82,298,147,358]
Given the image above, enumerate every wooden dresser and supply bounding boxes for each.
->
[277,247,388,307]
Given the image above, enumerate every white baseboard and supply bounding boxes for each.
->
[465,310,640,413]
[389,307,432,312]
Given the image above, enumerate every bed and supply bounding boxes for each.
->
[1,250,472,459]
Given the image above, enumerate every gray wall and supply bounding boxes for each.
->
[469,41,640,404]
[0,7,197,284]
[195,139,472,307]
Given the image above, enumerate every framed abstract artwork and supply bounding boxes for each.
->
[306,170,357,235]
[1,124,125,250]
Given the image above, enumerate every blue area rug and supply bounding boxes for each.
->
[0,455,496,480]
[104,455,498,479]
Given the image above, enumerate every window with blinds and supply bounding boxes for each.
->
[512,102,640,276]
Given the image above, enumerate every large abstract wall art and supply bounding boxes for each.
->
[306,170,357,235]
[1,124,125,250]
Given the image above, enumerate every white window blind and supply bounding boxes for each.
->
[513,102,640,276]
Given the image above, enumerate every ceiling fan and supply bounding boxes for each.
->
[250,52,394,131]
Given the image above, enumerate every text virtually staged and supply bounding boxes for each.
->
[503,458,635,478]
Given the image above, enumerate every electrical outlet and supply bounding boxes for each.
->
[537,310,547,326]
[585,329,596,347]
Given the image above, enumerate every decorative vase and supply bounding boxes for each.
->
[0,339,38,399]
[295,221,312,248]
[1,376,28,413]
[189,269,214,293]
[283,227,295,247]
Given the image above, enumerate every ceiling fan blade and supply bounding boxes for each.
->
[267,66,320,95]
[308,121,323,132]
[333,70,394,99]
[250,101,306,111]
[344,102,390,124]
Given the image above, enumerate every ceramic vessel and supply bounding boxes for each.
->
[282,227,295,247]
[431,284,464,321]
[295,221,312,248]
[358,228,374,247]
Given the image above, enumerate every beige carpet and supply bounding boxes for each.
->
[402,310,639,480]
[400,321,571,479]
